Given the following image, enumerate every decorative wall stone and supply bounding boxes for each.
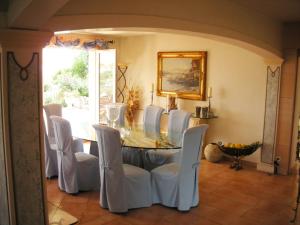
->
[261,66,281,164]
[7,52,46,225]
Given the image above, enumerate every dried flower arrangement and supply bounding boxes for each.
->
[126,86,140,126]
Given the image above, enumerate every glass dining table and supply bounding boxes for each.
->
[82,124,178,149]
[77,124,181,168]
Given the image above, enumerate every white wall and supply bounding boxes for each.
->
[117,33,267,163]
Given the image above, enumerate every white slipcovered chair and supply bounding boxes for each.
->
[143,105,164,134]
[44,104,84,153]
[51,116,99,194]
[151,124,208,211]
[90,103,127,157]
[122,105,164,167]
[44,128,58,178]
[116,103,127,127]
[146,110,192,170]
[43,104,62,148]
[93,124,152,213]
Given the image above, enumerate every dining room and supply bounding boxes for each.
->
[41,28,298,225]
[1,1,300,225]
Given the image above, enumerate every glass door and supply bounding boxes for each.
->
[99,49,116,123]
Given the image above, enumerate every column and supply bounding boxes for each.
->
[0,29,52,225]
[257,64,281,173]
[276,50,299,175]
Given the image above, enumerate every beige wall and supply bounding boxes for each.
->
[117,33,267,163]
[276,23,300,174]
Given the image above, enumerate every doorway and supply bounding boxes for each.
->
[42,47,116,144]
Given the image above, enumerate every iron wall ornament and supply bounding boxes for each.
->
[7,52,38,81]
[117,64,128,103]
[261,66,281,165]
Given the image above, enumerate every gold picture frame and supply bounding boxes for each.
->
[157,51,207,100]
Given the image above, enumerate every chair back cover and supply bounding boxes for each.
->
[168,110,192,146]
[116,103,127,127]
[51,116,78,194]
[44,104,62,144]
[178,125,208,209]
[143,105,164,134]
[93,125,127,211]
[44,122,58,178]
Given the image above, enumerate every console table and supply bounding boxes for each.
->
[160,113,217,132]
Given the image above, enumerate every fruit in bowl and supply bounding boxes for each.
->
[223,143,246,149]
[216,141,262,170]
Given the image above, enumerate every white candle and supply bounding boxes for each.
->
[208,87,212,98]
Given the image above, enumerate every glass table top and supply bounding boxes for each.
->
[79,125,181,149]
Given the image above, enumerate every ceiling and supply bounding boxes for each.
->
[230,0,300,22]
[56,28,157,37]
[55,0,300,38]
[1,0,300,24]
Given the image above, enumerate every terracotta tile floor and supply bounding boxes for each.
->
[46,160,297,225]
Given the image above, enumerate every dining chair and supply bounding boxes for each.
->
[151,124,208,211]
[44,125,58,178]
[44,104,62,148]
[90,103,126,157]
[51,116,99,194]
[44,103,84,153]
[122,105,164,167]
[116,103,127,127]
[90,103,127,157]
[145,109,192,170]
[93,124,152,213]
[143,105,164,134]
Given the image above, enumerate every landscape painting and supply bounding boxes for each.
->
[157,51,207,100]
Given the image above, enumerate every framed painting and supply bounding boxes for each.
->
[157,51,207,100]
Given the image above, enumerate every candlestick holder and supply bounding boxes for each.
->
[207,96,214,118]
[150,90,154,105]
[208,96,211,113]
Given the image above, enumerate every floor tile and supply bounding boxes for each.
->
[46,160,296,225]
